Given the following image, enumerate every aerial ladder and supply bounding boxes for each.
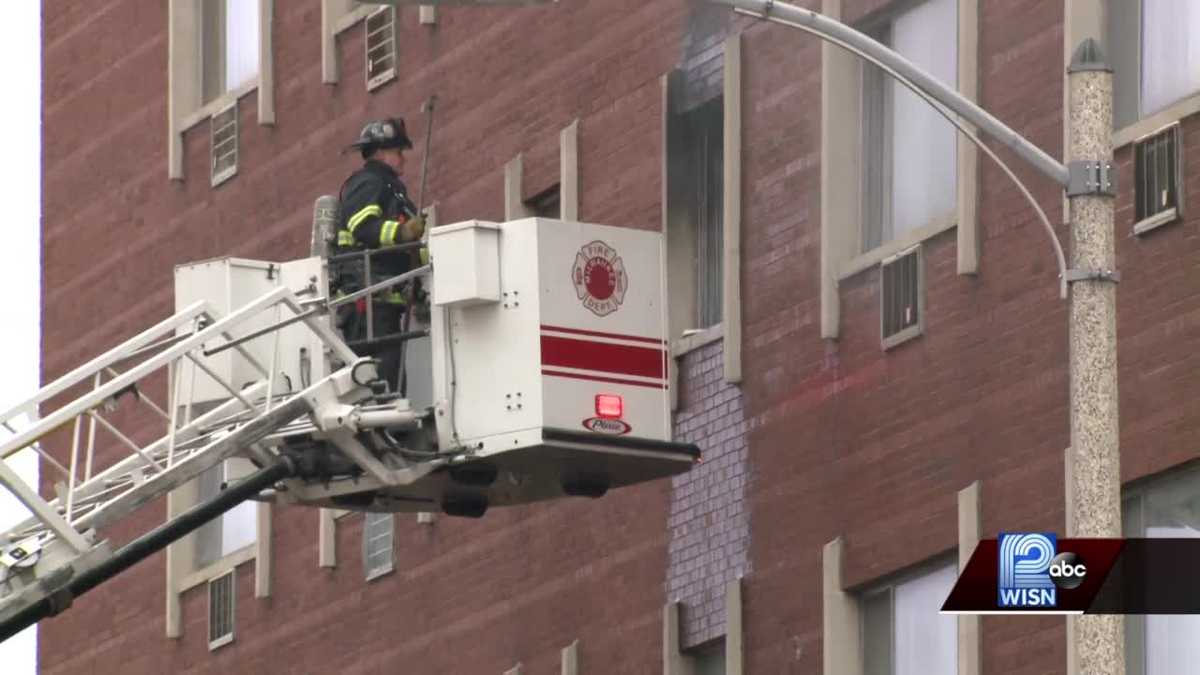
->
[0,209,699,640]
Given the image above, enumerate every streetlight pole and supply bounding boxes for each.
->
[707,1,1123,672]
[1065,40,1121,675]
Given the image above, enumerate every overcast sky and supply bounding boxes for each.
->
[0,1,41,673]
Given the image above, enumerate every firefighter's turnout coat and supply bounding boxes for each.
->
[334,159,420,303]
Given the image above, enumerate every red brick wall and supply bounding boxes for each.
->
[41,2,687,673]
[39,0,1200,673]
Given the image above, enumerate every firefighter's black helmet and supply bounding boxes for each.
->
[346,117,414,156]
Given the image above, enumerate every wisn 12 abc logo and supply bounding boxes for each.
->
[998,533,1088,608]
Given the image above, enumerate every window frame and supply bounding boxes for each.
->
[1121,462,1200,675]
[879,244,925,350]
[364,5,399,92]
[210,99,240,188]
[524,183,563,219]
[1131,122,1184,235]
[362,511,396,581]
[858,557,959,675]
[819,0,978,339]
[661,33,743,384]
[855,0,959,263]
[168,0,274,181]
[321,0,385,85]
[207,569,236,651]
[165,456,271,638]
[1107,0,1200,147]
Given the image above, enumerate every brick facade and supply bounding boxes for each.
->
[668,340,750,649]
[37,1,1200,673]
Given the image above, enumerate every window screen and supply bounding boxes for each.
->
[208,571,235,649]
[363,512,395,580]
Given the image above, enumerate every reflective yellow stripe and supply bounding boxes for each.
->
[379,220,401,246]
[382,291,407,304]
[347,204,383,233]
[337,230,355,246]
[419,247,429,265]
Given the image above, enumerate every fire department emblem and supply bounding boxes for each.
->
[572,240,628,317]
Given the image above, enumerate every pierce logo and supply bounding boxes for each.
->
[572,240,628,317]
[582,417,632,435]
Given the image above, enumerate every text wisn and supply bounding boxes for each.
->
[997,533,1087,608]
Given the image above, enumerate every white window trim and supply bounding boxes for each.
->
[561,640,580,675]
[181,78,260,136]
[660,34,743,384]
[819,0,979,339]
[1065,0,1200,150]
[672,323,724,356]
[821,483,978,675]
[168,0,275,181]
[661,578,745,675]
[321,0,378,85]
[561,119,580,221]
[365,6,399,92]
[957,481,981,675]
[503,121,582,222]
[165,483,272,638]
[1114,92,1200,149]
[840,211,955,281]
[182,542,256,593]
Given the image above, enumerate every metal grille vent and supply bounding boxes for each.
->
[363,512,394,580]
[210,102,238,187]
[880,245,923,349]
[365,7,397,91]
[208,571,235,650]
[1133,123,1183,234]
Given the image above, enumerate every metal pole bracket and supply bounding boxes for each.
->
[1066,160,1116,197]
[1064,268,1120,284]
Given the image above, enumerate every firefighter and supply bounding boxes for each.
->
[333,117,426,393]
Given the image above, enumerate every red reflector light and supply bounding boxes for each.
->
[595,394,623,419]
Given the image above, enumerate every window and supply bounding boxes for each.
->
[1124,466,1200,675]
[861,0,958,252]
[688,640,726,675]
[365,6,398,91]
[208,570,235,650]
[194,461,257,569]
[1109,0,1200,130]
[211,101,239,186]
[820,0,977,339]
[201,0,261,106]
[666,74,724,341]
[880,245,923,349]
[525,184,562,219]
[363,512,395,580]
[1132,123,1183,234]
[168,0,271,180]
[861,562,957,675]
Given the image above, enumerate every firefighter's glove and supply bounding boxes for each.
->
[399,215,426,243]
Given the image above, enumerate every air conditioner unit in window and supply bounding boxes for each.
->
[1133,122,1183,235]
[208,571,235,650]
[210,102,238,187]
[365,6,397,91]
[880,244,923,350]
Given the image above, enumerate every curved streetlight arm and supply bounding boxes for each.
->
[736,7,1068,298]
[710,0,1071,188]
